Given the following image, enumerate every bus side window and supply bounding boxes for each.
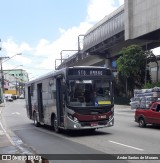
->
[53,91,56,99]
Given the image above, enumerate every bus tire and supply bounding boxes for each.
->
[89,128,96,132]
[33,112,40,127]
[54,117,60,133]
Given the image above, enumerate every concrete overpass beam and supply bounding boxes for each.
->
[104,59,112,69]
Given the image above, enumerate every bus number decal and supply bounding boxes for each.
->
[78,70,86,76]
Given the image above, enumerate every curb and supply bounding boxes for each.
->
[0,105,37,161]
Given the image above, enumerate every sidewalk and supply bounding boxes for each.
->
[0,103,23,162]
[0,102,35,162]
[0,102,48,163]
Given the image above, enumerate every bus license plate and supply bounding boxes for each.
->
[91,122,98,126]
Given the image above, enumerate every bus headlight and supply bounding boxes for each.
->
[109,115,112,120]
[73,117,78,122]
[111,107,114,112]
[68,113,73,120]
[68,113,79,122]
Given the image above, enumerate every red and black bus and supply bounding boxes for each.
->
[25,66,114,132]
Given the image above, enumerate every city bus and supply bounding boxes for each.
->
[25,66,114,132]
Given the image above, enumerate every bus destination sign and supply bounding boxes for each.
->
[68,69,111,76]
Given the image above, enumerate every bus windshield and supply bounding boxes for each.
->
[67,79,112,107]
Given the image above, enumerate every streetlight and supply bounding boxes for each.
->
[55,59,63,70]
[60,50,78,64]
[2,53,22,63]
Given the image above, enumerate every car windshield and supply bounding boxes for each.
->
[146,97,157,101]
[67,79,112,107]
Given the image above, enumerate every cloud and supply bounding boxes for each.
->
[32,0,124,61]
[34,22,92,59]
[2,39,32,68]
[2,0,124,78]
[86,0,121,23]
[34,39,52,56]
[2,39,32,56]
[152,47,160,56]
[59,28,66,34]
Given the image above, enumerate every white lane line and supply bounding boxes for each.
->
[12,112,20,115]
[0,108,15,145]
[0,120,15,145]
[109,140,144,151]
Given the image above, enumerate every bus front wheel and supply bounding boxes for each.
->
[33,112,40,127]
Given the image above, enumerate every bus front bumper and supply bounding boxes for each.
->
[65,116,114,130]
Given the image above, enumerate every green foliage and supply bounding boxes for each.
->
[117,45,146,78]
[143,81,160,88]
[143,82,154,89]
[116,45,151,96]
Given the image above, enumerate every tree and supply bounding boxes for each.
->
[117,45,150,96]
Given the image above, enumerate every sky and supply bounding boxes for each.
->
[2,0,156,80]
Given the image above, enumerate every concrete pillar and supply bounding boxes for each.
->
[104,59,112,68]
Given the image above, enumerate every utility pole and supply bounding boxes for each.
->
[0,57,9,93]
[0,39,9,93]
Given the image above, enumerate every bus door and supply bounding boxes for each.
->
[56,76,65,127]
[27,86,32,119]
[37,83,43,122]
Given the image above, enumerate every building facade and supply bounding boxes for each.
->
[3,69,29,95]
[148,57,160,83]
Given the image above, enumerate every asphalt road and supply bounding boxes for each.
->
[2,100,160,163]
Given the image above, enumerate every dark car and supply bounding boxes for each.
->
[135,102,160,127]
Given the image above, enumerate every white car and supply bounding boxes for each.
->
[4,94,13,102]
[19,94,24,99]
[130,97,141,109]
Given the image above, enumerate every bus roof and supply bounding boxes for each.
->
[26,66,111,85]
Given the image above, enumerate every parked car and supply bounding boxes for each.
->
[4,94,13,102]
[11,94,18,100]
[19,94,24,99]
[135,102,160,127]
[130,97,141,109]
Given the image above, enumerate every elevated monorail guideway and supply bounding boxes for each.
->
[83,5,124,55]
[58,1,160,69]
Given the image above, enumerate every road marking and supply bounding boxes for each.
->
[12,112,20,115]
[0,130,4,135]
[109,140,144,151]
[0,121,15,145]
[0,108,14,144]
